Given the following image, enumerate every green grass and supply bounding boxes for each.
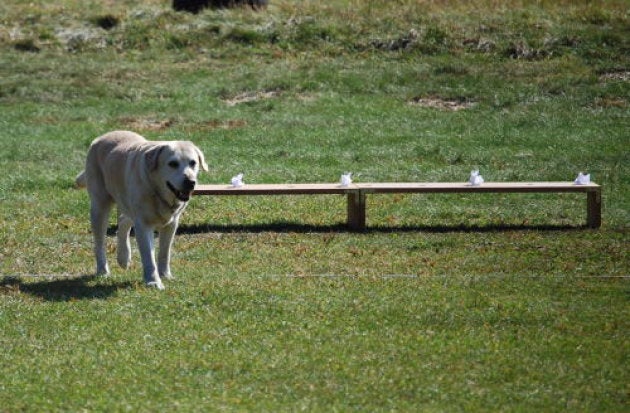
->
[1,0,629,411]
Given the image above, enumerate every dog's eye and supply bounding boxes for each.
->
[168,160,179,169]
[189,160,197,168]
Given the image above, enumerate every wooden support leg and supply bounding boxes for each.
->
[347,191,366,231]
[587,190,602,228]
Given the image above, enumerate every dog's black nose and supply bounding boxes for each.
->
[182,179,196,191]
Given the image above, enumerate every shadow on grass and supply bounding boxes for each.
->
[0,274,132,301]
[175,221,586,234]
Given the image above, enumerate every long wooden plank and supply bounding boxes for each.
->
[356,182,601,193]
[195,182,600,195]
[193,183,359,195]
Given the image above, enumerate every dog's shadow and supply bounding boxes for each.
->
[0,274,133,302]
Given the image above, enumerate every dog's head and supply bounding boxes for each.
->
[147,141,208,203]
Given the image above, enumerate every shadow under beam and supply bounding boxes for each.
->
[175,221,585,235]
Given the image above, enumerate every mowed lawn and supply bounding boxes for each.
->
[0,0,628,411]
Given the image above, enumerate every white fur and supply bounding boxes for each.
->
[76,131,208,289]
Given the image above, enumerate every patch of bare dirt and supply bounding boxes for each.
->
[504,41,551,60]
[119,116,175,131]
[593,97,627,108]
[408,96,476,111]
[369,29,419,51]
[223,90,281,106]
[599,71,630,82]
[186,119,248,131]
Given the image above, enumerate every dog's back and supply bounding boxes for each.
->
[76,131,147,192]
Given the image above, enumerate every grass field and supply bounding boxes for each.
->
[1,0,628,411]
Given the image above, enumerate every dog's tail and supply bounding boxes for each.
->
[75,170,87,189]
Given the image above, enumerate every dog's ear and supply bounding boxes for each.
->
[145,145,167,171]
[195,146,209,172]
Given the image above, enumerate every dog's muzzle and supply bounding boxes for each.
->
[167,179,196,202]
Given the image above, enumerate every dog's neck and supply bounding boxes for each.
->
[155,187,186,216]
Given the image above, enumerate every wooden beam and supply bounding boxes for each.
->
[193,182,602,229]
[195,182,601,195]
[355,182,601,194]
[193,183,358,195]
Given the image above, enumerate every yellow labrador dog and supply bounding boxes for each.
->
[76,131,208,289]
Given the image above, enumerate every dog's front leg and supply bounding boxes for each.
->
[134,220,164,290]
[158,218,178,281]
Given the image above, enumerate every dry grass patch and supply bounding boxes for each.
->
[599,70,630,82]
[408,95,476,111]
[223,89,282,106]
[185,119,248,131]
[119,116,176,131]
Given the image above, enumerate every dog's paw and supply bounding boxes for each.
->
[146,280,165,290]
[117,250,131,269]
[116,240,131,269]
[96,265,110,277]
[161,272,174,280]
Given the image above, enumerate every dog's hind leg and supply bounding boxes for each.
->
[117,213,133,269]
[90,198,113,276]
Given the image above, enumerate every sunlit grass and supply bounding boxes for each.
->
[0,0,628,411]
